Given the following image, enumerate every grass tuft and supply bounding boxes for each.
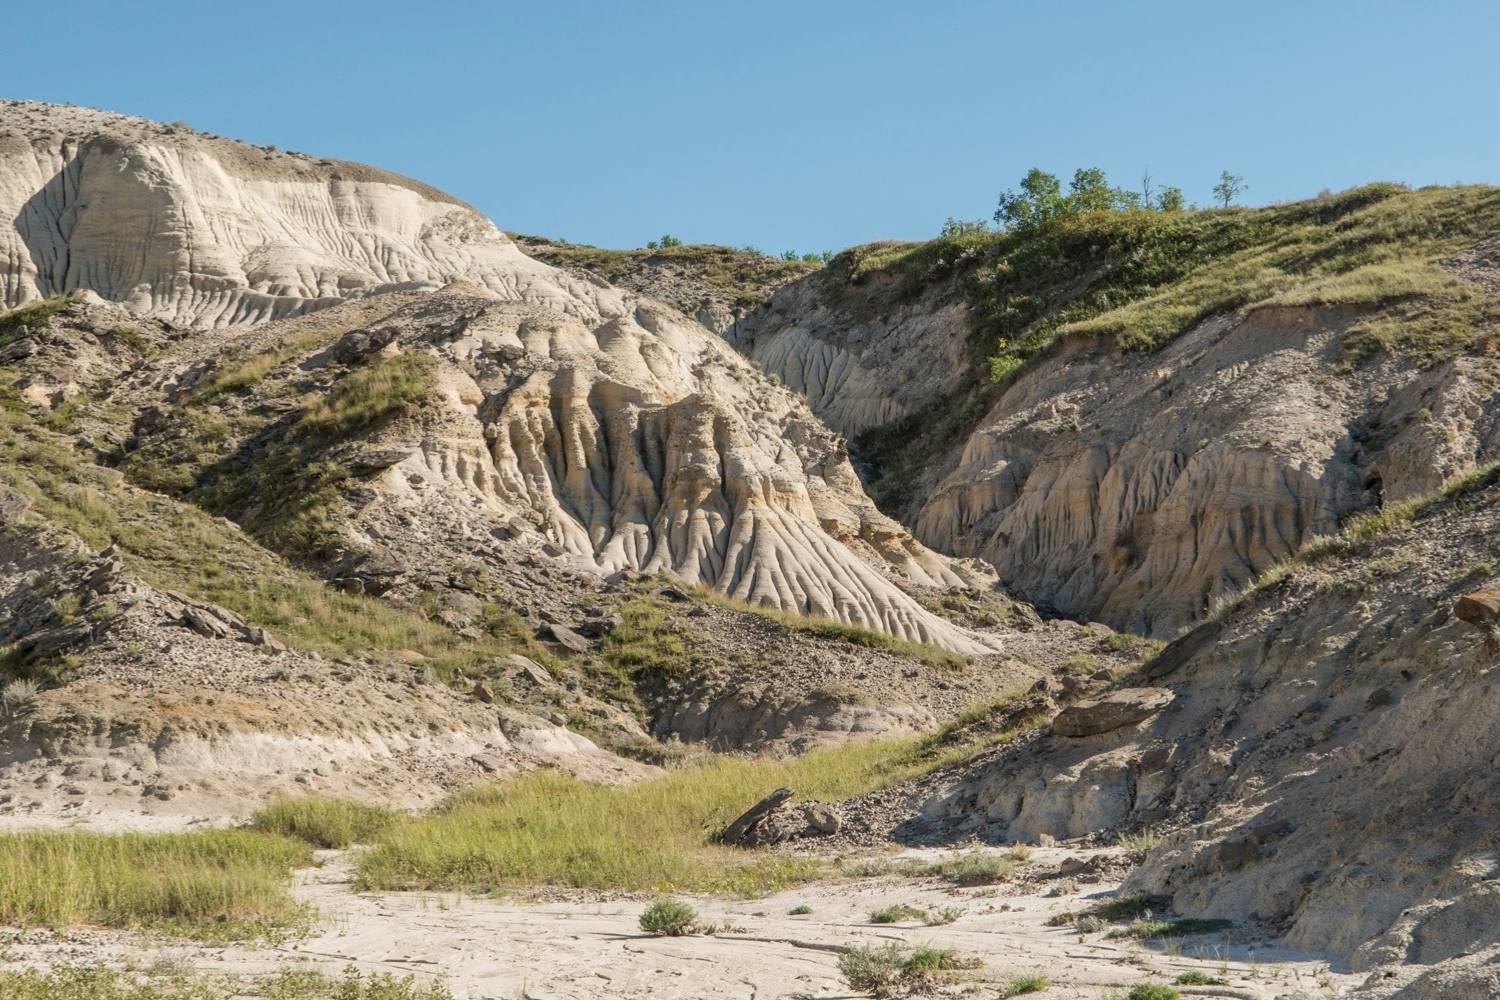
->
[249,795,403,849]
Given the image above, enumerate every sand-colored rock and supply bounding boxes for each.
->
[741,269,1500,634]
[1052,687,1174,737]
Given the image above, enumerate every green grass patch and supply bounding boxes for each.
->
[249,794,404,848]
[0,400,546,683]
[0,295,74,346]
[915,847,1030,886]
[1107,917,1233,940]
[1175,971,1229,986]
[0,829,311,940]
[0,965,454,1000]
[869,902,928,924]
[1001,974,1050,997]
[355,733,985,896]
[188,328,338,404]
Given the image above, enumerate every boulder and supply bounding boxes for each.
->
[1456,587,1500,628]
[719,787,793,845]
[538,622,591,654]
[508,654,555,688]
[803,803,841,835]
[1052,687,1175,738]
[1143,620,1222,679]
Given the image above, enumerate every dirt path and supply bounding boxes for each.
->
[2,846,1362,998]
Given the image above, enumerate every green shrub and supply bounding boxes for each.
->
[869,902,927,924]
[788,904,812,915]
[837,943,906,996]
[1001,974,1050,997]
[1,677,40,716]
[919,848,1030,886]
[1175,971,1229,986]
[249,795,403,848]
[639,898,698,935]
[1124,986,1179,1000]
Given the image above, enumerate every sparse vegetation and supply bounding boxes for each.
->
[0,399,545,684]
[869,902,928,924]
[1107,917,1233,940]
[1119,986,1179,1000]
[1117,829,1163,852]
[1,676,40,716]
[0,829,311,940]
[916,848,1030,886]
[1000,973,1050,997]
[837,942,973,998]
[1175,971,1229,986]
[0,295,74,345]
[639,898,699,935]
[249,795,403,848]
[1215,461,1500,621]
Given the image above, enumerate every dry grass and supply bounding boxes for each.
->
[0,965,454,999]
[354,725,1014,897]
[249,794,404,848]
[0,829,311,940]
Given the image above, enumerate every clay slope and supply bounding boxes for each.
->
[0,100,992,651]
[0,490,652,826]
[1,100,619,327]
[857,466,1500,994]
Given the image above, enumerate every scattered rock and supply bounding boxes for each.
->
[719,787,794,846]
[803,803,841,835]
[1052,687,1176,737]
[508,654,555,687]
[538,622,591,654]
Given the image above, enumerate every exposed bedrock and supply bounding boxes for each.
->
[0,101,617,327]
[912,478,1500,972]
[740,280,1500,634]
[337,295,999,652]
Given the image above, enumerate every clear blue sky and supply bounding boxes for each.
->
[5,1,1498,252]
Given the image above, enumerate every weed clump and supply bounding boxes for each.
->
[639,898,698,936]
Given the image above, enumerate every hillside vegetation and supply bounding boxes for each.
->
[830,181,1500,377]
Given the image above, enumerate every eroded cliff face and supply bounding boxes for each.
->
[330,291,997,651]
[0,100,995,652]
[738,264,1500,636]
[0,100,603,327]
[894,468,1500,993]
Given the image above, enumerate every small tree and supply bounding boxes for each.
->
[941,217,989,237]
[1069,167,1139,213]
[658,234,682,248]
[994,168,1067,230]
[1156,186,1185,211]
[1213,171,1246,207]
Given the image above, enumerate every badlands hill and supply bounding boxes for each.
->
[5,99,1500,996]
[0,100,1101,821]
[735,189,1500,636]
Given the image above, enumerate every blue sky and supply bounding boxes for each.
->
[5,1,1497,252]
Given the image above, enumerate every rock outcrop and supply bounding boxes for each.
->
[871,466,1500,992]
[740,264,1500,635]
